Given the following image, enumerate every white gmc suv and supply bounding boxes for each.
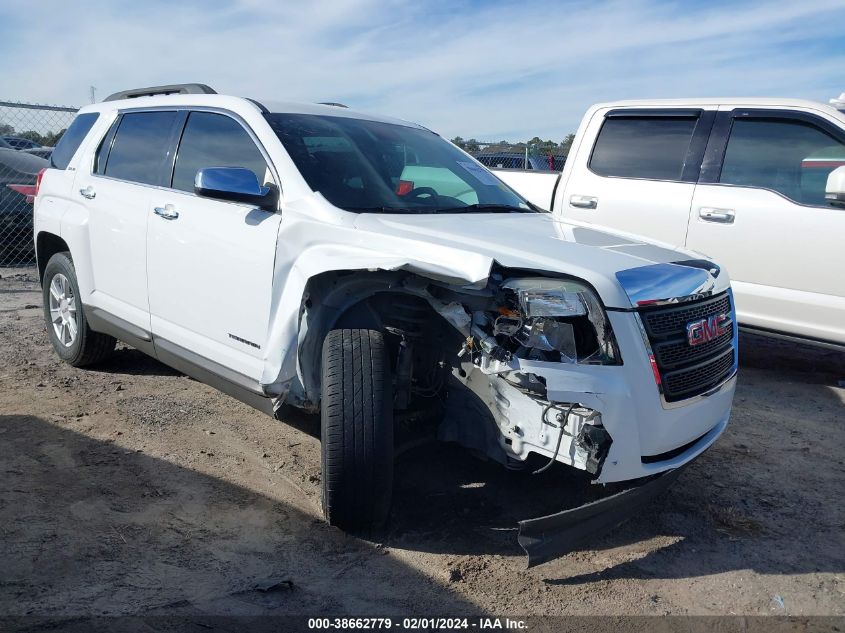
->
[34,84,737,565]
[494,98,845,351]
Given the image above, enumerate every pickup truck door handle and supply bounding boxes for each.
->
[153,204,180,220]
[569,195,597,209]
[698,207,735,224]
[79,186,96,200]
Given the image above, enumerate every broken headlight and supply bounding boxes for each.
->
[498,278,620,365]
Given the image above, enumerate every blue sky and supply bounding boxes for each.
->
[1,0,844,141]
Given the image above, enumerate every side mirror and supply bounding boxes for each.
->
[194,167,278,209]
[824,165,845,207]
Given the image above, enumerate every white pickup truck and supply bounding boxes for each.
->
[34,85,738,566]
[494,99,845,350]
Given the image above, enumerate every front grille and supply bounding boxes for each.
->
[639,292,736,402]
[663,347,735,400]
[641,294,731,338]
[652,327,733,369]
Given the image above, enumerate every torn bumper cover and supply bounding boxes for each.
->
[517,464,686,567]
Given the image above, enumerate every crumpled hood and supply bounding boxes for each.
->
[353,212,723,309]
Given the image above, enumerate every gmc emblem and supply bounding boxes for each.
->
[686,314,730,347]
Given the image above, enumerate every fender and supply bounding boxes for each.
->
[33,110,115,296]
[259,247,496,402]
[258,201,498,401]
[33,172,94,297]
[57,202,95,298]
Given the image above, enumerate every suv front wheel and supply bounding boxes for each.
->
[320,328,394,532]
[42,252,116,367]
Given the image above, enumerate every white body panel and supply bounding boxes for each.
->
[495,170,558,210]
[553,104,705,246]
[73,176,152,331]
[688,182,845,343]
[500,98,845,347]
[146,190,282,380]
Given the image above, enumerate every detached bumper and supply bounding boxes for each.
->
[517,464,686,567]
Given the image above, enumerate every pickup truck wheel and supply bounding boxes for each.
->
[320,328,394,532]
[42,252,116,367]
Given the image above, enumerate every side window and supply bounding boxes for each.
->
[172,112,270,193]
[720,118,845,206]
[103,111,178,185]
[589,116,698,181]
[50,112,100,170]
[94,119,119,175]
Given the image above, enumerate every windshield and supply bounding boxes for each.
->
[265,113,538,214]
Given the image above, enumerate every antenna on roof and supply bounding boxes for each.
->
[103,83,216,102]
[318,102,349,108]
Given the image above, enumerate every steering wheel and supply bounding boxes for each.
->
[404,187,440,204]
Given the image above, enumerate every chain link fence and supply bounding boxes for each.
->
[0,100,78,267]
[451,138,571,172]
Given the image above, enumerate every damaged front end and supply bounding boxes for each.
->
[517,465,686,567]
[427,270,622,479]
[297,264,707,566]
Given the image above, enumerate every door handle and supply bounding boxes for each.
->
[79,186,96,200]
[699,207,735,224]
[153,204,180,220]
[569,195,598,209]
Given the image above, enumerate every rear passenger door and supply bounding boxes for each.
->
[687,108,845,344]
[76,109,180,334]
[561,109,714,245]
[146,110,282,383]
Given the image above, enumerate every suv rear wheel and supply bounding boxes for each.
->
[320,328,394,532]
[42,252,116,367]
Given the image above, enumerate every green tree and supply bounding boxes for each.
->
[18,130,46,145]
[451,136,466,150]
[0,122,14,136]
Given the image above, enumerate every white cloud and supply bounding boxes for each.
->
[1,0,843,139]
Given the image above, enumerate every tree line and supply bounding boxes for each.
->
[451,133,575,156]
[0,122,66,147]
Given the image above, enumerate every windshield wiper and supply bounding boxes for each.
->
[345,206,432,214]
[429,203,538,214]
[345,203,541,215]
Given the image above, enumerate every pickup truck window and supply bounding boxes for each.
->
[720,118,845,207]
[266,113,534,213]
[589,116,697,181]
[172,112,272,192]
[103,111,178,186]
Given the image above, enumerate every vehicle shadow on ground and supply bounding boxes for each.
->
[0,414,482,618]
[87,346,182,377]
[739,332,845,382]
[383,336,845,581]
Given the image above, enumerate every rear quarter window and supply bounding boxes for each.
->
[50,112,100,170]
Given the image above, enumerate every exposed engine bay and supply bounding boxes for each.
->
[299,267,620,479]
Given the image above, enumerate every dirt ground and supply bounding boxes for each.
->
[1,268,844,620]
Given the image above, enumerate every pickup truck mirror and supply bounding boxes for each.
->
[824,165,845,207]
[194,167,279,210]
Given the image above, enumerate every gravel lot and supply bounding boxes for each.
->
[1,268,843,620]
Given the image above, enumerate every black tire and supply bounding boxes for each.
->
[320,328,394,532]
[42,252,116,367]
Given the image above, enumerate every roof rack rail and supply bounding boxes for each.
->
[103,83,217,102]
